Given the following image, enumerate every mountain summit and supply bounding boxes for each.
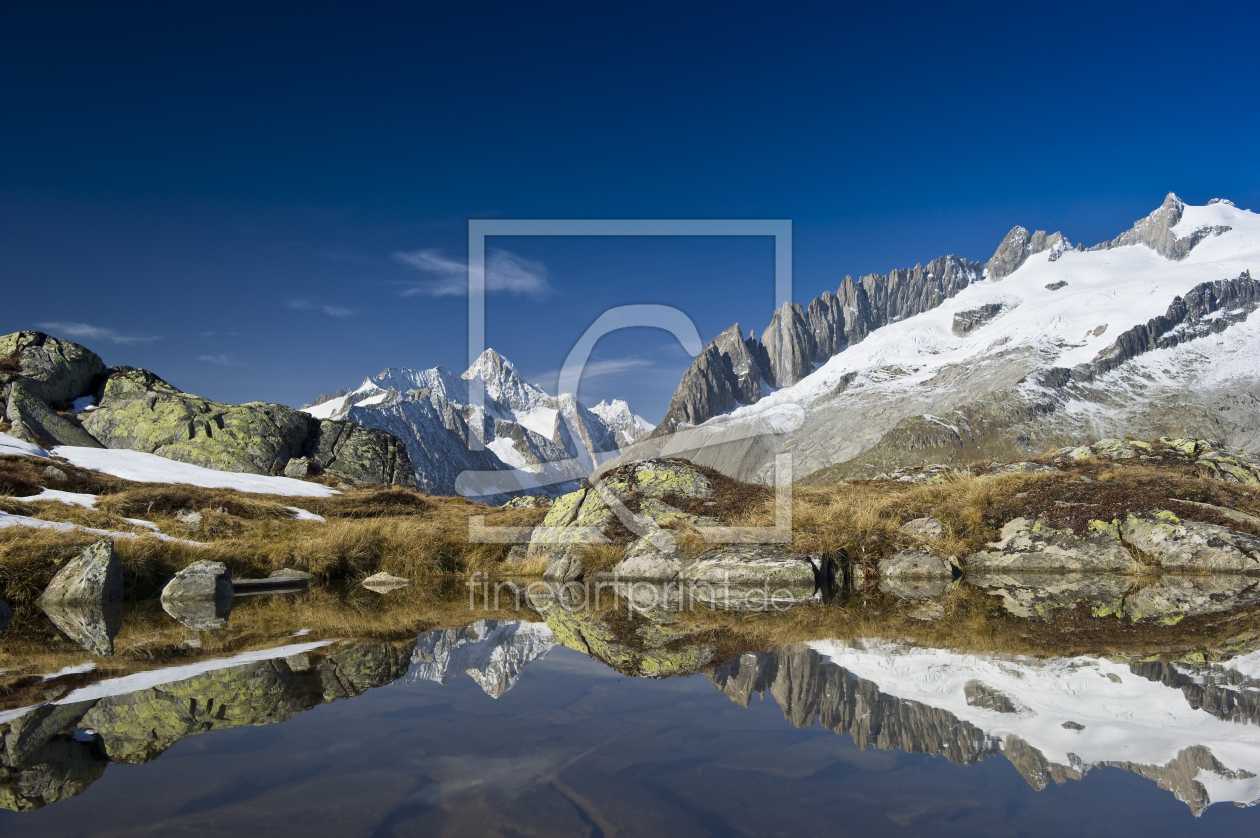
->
[302,349,653,499]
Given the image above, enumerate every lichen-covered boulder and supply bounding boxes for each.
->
[681,544,814,587]
[160,561,234,631]
[965,517,1140,573]
[613,530,685,580]
[38,539,123,606]
[600,458,713,500]
[80,367,415,488]
[532,487,615,582]
[1121,513,1260,574]
[4,380,103,448]
[0,331,105,408]
[309,419,415,489]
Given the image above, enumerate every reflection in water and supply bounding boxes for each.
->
[6,573,1260,822]
[709,641,1260,814]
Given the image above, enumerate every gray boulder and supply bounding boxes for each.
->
[38,539,123,606]
[283,456,322,478]
[161,561,233,603]
[613,530,685,580]
[878,550,953,599]
[4,379,103,448]
[965,517,1140,573]
[269,568,314,580]
[1121,513,1260,574]
[175,508,203,531]
[161,561,234,629]
[681,544,813,587]
[902,517,944,538]
[0,331,105,408]
[43,465,67,481]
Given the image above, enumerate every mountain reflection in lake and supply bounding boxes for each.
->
[3,586,1260,835]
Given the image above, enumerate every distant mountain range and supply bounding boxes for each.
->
[620,194,1260,484]
[302,349,653,499]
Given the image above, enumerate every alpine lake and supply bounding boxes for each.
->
[3,572,1260,837]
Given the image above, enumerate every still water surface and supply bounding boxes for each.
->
[3,587,1260,836]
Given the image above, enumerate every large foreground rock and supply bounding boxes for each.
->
[80,367,415,488]
[966,518,1140,573]
[1121,513,1260,574]
[4,379,102,448]
[0,331,105,407]
[38,539,123,606]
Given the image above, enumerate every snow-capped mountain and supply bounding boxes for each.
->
[627,194,1260,484]
[404,619,557,697]
[302,349,653,498]
[709,640,1260,814]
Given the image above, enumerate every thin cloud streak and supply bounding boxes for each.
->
[35,322,160,345]
[527,357,655,395]
[287,300,359,318]
[195,353,244,366]
[395,248,555,299]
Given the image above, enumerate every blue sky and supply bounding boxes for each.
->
[3,1,1258,422]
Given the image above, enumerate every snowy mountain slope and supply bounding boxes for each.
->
[302,349,652,499]
[620,195,1260,484]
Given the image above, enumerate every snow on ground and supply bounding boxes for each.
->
[0,432,49,458]
[0,509,205,545]
[711,201,1260,427]
[51,446,339,497]
[811,639,1260,809]
[286,506,326,522]
[12,488,99,508]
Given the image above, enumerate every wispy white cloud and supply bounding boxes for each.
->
[528,357,654,394]
[286,300,358,318]
[196,353,244,366]
[36,322,160,345]
[394,248,555,299]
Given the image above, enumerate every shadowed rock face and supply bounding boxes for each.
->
[4,380,102,448]
[985,227,1066,281]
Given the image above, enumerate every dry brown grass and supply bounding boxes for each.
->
[577,542,627,573]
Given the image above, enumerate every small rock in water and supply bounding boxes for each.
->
[161,561,235,630]
[269,568,314,580]
[38,539,123,606]
[362,572,411,592]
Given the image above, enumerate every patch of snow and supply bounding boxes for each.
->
[302,395,347,420]
[286,506,326,522]
[486,436,528,470]
[52,640,335,706]
[123,517,161,532]
[0,509,205,546]
[0,432,48,458]
[51,446,339,497]
[13,488,98,508]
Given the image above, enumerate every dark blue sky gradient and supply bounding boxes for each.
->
[3,1,1258,420]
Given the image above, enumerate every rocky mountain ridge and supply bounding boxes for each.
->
[623,194,1260,485]
[302,349,653,500]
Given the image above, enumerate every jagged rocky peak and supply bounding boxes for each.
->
[986,226,1067,281]
[653,323,765,435]
[761,302,816,388]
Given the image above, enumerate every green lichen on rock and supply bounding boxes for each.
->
[79,367,414,487]
[0,331,105,408]
[1121,514,1260,574]
[4,380,103,448]
[966,516,1140,573]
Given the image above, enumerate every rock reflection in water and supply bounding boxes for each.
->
[38,600,123,657]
